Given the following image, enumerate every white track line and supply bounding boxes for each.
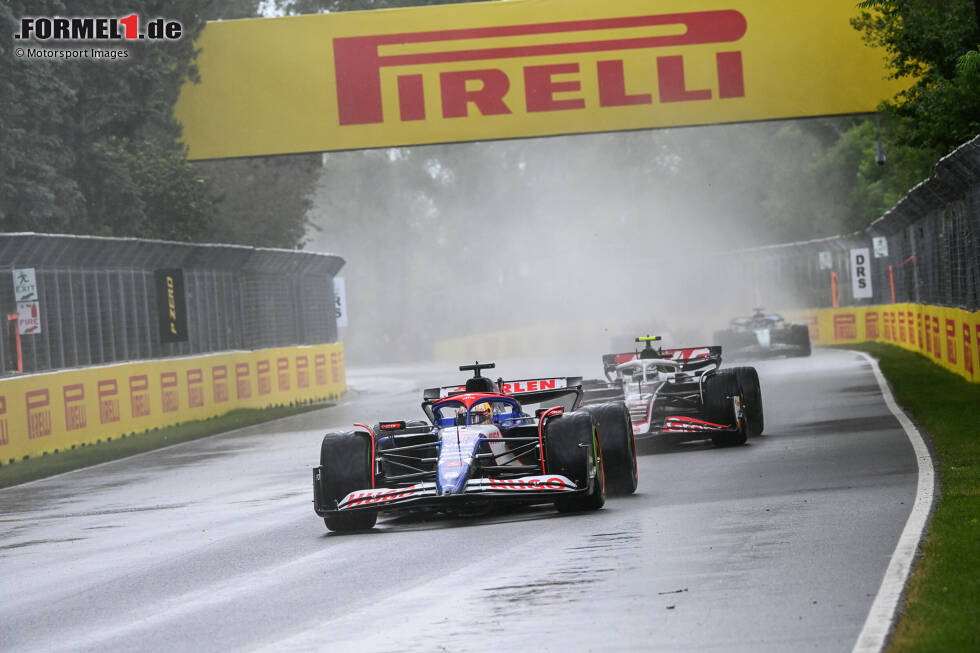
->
[851,351,937,653]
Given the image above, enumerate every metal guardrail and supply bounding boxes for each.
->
[0,234,344,375]
[720,135,980,313]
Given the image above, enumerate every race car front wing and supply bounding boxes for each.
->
[313,470,582,515]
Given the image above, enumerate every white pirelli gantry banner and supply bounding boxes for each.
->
[850,248,873,299]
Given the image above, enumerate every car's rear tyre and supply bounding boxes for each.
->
[320,430,378,532]
[791,324,812,357]
[729,367,763,437]
[544,411,605,512]
[704,371,748,447]
[580,402,637,495]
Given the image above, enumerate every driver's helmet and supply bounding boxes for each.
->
[470,402,493,425]
[639,346,659,360]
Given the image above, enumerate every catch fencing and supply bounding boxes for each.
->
[720,135,980,313]
[0,234,344,375]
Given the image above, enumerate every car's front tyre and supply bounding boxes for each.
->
[544,411,606,512]
[580,401,637,495]
[729,367,763,437]
[319,430,378,532]
[704,371,748,447]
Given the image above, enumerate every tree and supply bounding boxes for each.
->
[194,154,321,248]
[854,0,980,155]
[0,1,82,232]
[0,1,214,240]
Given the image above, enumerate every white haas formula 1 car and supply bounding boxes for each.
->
[313,362,637,533]
[582,337,764,448]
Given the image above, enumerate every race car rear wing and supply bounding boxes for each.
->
[503,376,584,410]
[424,376,582,398]
[602,347,722,380]
[422,376,584,409]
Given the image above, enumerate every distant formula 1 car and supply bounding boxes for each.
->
[582,336,763,448]
[312,362,637,533]
[713,309,811,359]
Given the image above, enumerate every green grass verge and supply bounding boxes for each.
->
[0,402,328,489]
[842,343,980,653]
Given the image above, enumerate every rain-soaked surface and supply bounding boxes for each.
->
[0,349,917,652]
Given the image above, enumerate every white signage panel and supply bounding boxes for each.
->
[13,268,37,302]
[850,248,873,299]
[873,236,889,258]
[16,301,41,334]
[818,251,833,270]
[333,277,348,328]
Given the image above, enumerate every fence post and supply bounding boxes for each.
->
[889,265,896,303]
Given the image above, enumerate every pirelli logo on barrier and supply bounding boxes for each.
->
[833,314,857,341]
[26,389,52,440]
[161,371,179,413]
[257,360,272,396]
[236,363,252,399]
[212,365,229,403]
[130,375,150,418]
[975,324,980,374]
[965,323,974,377]
[63,384,86,431]
[187,369,205,408]
[98,379,120,424]
[0,396,8,447]
[277,357,291,392]
[946,319,957,365]
[296,356,309,389]
[315,354,328,386]
[865,311,879,340]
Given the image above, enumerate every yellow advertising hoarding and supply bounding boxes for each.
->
[175,0,907,160]
[795,304,980,383]
[0,344,346,464]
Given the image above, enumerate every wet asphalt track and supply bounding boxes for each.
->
[0,349,918,652]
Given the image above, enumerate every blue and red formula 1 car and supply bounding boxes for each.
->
[581,336,764,448]
[313,362,637,533]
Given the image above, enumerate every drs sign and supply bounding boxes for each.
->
[850,248,873,299]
